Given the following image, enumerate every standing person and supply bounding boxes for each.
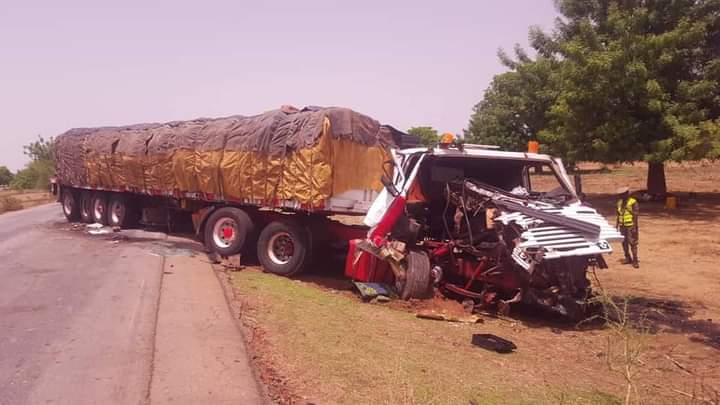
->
[616,186,639,268]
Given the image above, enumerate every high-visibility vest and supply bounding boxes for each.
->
[617,197,637,227]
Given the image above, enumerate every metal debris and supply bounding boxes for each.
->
[416,310,483,324]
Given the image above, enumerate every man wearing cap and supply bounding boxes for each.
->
[616,187,639,268]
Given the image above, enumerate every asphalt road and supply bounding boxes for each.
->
[0,204,263,405]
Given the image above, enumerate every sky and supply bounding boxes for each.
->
[0,0,558,171]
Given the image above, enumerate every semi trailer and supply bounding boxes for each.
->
[54,106,413,276]
[54,106,622,318]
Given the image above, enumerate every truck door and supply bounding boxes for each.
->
[363,151,427,245]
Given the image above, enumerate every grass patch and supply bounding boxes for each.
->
[0,189,54,214]
[232,269,621,405]
[0,196,23,213]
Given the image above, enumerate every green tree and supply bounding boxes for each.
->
[23,135,54,162]
[536,0,720,194]
[0,166,13,185]
[467,46,558,152]
[407,126,440,147]
[11,135,55,190]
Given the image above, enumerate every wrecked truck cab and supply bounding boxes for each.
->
[357,143,623,320]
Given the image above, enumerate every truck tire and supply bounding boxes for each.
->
[80,191,93,223]
[257,219,310,276]
[204,207,254,257]
[400,250,432,300]
[107,193,133,228]
[61,189,80,221]
[90,192,109,225]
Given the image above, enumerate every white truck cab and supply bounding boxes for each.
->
[358,140,623,319]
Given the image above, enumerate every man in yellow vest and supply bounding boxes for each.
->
[616,187,639,268]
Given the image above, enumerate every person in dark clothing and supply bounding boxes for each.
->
[615,186,639,268]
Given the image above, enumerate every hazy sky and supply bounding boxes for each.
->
[0,0,558,171]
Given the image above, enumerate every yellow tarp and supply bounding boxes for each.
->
[83,119,390,206]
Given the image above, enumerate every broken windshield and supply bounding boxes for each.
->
[525,163,574,203]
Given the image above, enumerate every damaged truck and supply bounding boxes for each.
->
[53,106,622,319]
[356,136,623,319]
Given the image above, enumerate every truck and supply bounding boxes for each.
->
[356,137,623,319]
[54,106,623,319]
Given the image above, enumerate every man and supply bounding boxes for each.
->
[616,186,639,268]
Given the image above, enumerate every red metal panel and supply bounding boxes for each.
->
[345,239,393,283]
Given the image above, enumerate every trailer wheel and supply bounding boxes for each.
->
[399,250,432,300]
[107,193,132,228]
[90,193,109,225]
[80,191,93,223]
[61,189,80,221]
[257,220,310,276]
[204,207,254,257]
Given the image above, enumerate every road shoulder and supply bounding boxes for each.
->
[150,252,264,404]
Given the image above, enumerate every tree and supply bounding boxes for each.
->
[407,126,440,147]
[0,166,13,185]
[11,135,55,190]
[467,46,558,152]
[535,0,720,194]
[23,135,54,162]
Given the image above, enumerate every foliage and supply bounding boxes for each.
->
[407,126,440,147]
[23,135,54,162]
[11,160,54,189]
[470,0,720,192]
[467,47,559,152]
[0,166,13,185]
[537,0,720,167]
[11,135,55,190]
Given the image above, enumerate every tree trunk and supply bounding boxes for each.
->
[646,162,667,195]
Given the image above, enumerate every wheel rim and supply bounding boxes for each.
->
[267,232,294,265]
[63,194,73,215]
[81,196,90,218]
[93,198,105,221]
[212,218,238,249]
[110,200,123,224]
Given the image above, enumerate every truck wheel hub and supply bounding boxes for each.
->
[212,218,238,249]
[268,232,293,265]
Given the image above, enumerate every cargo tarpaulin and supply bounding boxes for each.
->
[54,107,398,207]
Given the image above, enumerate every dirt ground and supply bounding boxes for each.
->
[226,161,720,405]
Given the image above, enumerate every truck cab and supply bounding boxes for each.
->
[356,139,623,319]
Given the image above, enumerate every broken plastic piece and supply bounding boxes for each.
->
[352,282,395,301]
[471,333,516,353]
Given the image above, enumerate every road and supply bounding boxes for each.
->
[0,204,263,405]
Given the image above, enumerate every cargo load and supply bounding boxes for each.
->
[55,106,403,211]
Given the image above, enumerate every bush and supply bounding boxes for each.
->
[0,196,23,213]
[0,166,13,186]
[11,160,53,190]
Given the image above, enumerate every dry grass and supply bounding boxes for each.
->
[227,161,720,405]
[0,189,55,214]
[231,269,621,405]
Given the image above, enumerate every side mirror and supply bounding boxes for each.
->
[381,174,400,197]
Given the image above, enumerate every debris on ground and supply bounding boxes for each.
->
[149,244,196,257]
[352,281,395,301]
[416,310,483,324]
[207,252,221,264]
[219,254,243,270]
[370,295,391,304]
[471,333,516,353]
[86,223,112,235]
